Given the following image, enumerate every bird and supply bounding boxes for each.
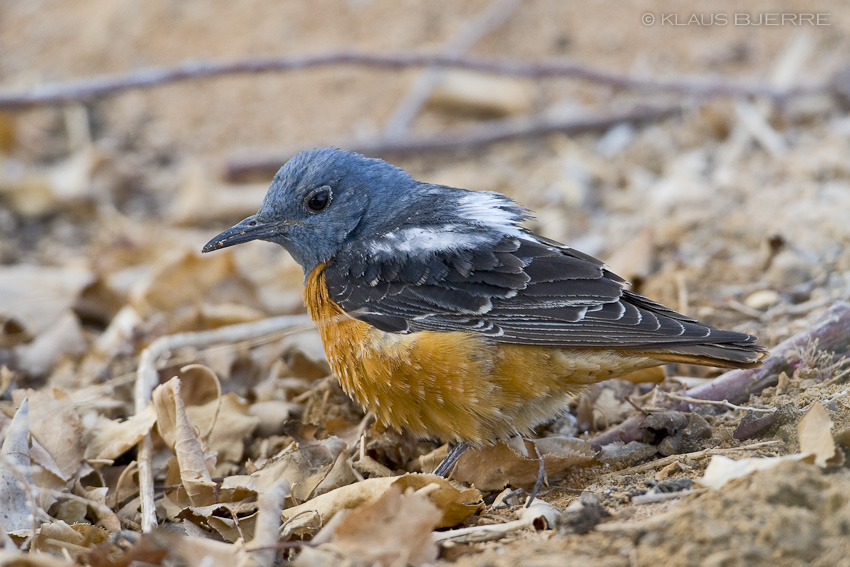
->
[202,147,767,475]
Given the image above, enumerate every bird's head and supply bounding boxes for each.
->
[202,148,417,273]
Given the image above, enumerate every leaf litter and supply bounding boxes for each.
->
[3,1,850,566]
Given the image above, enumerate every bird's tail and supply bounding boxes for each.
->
[639,338,769,369]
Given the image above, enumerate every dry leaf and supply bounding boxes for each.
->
[281,473,482,538]
[177,364,222,442]
[200,394,259,470]
[427,70,533,117]
[605,226,655,289]
[0,265,94,336]
[798,400,837,467]
[244,481,290,567]
[170,160,270,225]
[129,249,261,332]
[152,377,217,506]
[222,437,344,503]
[32,521,109,560]
[13,388,84,482]
[698,454,812,490]
[0,549,75,566]
[304,485,441,567]
[0,149,98,217]
[311,451,359,497]
[92,530,242,567]
[15,311,87,376]
[181,500,260,543]
[0,400,34,534]
[453,437,594,491]
[83,406,157,461]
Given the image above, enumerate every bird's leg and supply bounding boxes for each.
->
[433,442,470,477]
[525,439,546,507]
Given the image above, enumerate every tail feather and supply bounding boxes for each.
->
[638,339,769,369]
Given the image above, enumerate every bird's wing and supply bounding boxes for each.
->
[323,228,757,352]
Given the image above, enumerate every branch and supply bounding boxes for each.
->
[225,104,682,181]
[384,0,523,138]
[0,51,832,110]
[590,301,850,450]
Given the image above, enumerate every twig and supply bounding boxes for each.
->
[384,0,523,137]
[243,480,290,567]
[590,301,850,450]
[818,365,850,388]
[596,440,780,479]
[433,499,558,545]
[133,315,312,531]
[631,488,706,505]
[226,105,682,181]
[0,51,831,111]
[433,517,529,545]
[661,392,775,413]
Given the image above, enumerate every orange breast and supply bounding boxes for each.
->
[303,264,663,446]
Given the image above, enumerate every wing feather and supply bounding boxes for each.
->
[323,229,760,357]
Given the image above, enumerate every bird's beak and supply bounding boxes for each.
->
[202,215,281,253]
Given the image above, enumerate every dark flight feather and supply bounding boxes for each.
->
[324,226,765,366]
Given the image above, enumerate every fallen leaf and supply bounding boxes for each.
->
[302,484,441,567]
[281,473,482,538]
[698,454,812,490]
[129,249,262,333]
[32,521,109,560]
[15,311,88,377]
[798,400,837,467]
[222,437,344,503]
[13,388,84,481]
[245,481,290,567]
[0,400,34,534]
[84,406,157,461]
[453,437,594,491]
[427,70,533,117]
[0,265,94,336]
[152,377,217,506]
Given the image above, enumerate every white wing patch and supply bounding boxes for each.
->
[368,224,494,255]
[367,191,525,256]
[455,192,525,237]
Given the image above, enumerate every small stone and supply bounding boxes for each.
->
[765,249,816,288]
[744,289,781,309]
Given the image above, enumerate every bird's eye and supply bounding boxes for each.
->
[306,187,332,212]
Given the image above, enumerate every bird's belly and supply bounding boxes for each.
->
[304,265,660,445]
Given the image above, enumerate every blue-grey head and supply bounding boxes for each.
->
[202,148,423,273]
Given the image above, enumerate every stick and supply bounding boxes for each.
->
[226,105,682,181]
[0,52,830,110]
[384,0,523,138]
[590,301,850,450]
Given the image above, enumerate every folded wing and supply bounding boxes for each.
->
[324,228,765,367]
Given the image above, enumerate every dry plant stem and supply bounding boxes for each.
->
[384,0,523,137]
[243,481,289,567]
[0,51,829,111]
[133,315,312,531]
[590,302,850,450]
[433,517,532,545]
[662,392,775,413]
[597,440,780,480]
[631,488,706,505]
[435,500,558,544]
[227,105,681,181]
